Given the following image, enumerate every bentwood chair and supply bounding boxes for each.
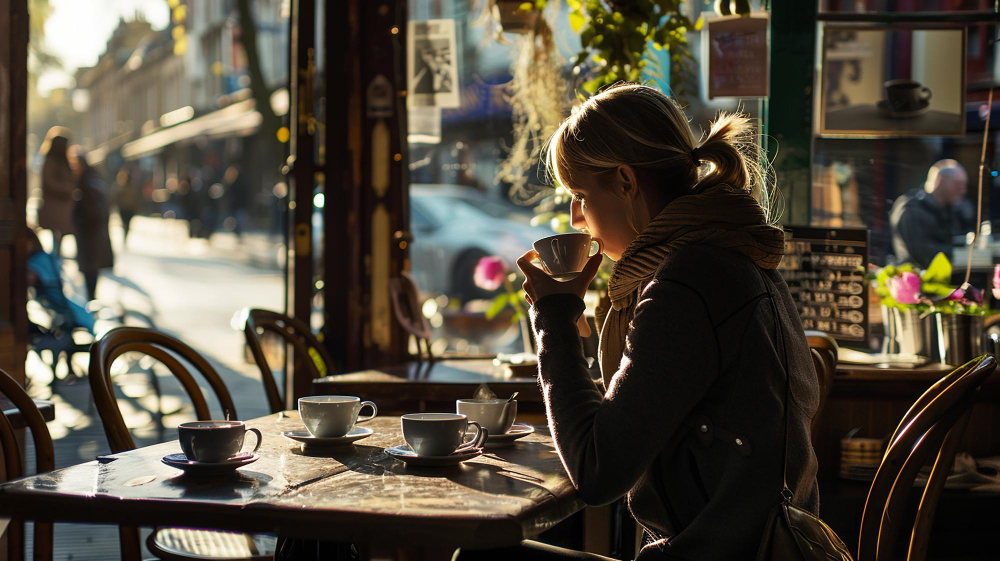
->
[805,331,838,440]
[389,272,435,361]
[858,354,996,561]
[0,368,55,561]
[242,308,337,414]
[89,327,275,561]
[389,272,495,362]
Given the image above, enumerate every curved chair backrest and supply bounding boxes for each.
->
[858,354,996,561]
[389,272,433,360]
[0,367,54,561]
[805,331,838,440]
[243,309,336,414]
[89,327,238,453]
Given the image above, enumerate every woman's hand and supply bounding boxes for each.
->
[516,246,604,307]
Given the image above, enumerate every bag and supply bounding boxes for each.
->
[755,271,854,561]
[755,497,852,560]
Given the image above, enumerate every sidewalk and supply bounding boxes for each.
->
[24,215,284,560]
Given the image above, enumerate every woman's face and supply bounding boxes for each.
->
[564,168,644,261]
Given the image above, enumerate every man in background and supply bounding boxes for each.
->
[890,159,973,268]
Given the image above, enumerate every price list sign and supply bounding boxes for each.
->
[778,227,869,343]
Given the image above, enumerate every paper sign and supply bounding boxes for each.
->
[707,15,769,99]
[407,19,460,109]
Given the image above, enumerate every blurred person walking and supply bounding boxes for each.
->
[38,126,76,256]
[114,165,141,244]
[68,146,114,300]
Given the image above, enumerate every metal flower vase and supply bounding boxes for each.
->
[881,306,937,359]
[936,313,985,366]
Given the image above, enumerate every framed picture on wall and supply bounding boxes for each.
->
[819,25,967,137]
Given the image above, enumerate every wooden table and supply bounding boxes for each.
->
[0,412,583,559]
[0,397,55,430]
[314,359,547,414]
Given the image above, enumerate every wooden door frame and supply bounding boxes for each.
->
[320,0,410,377]
[0,0,28,387]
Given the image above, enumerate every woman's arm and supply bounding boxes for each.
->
[530,279,720,505]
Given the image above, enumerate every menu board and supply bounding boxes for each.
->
[778,226,869,343]
[707,15,769,99]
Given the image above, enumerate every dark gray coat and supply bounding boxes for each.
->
[72,169,114,274]
[530,244,820,560]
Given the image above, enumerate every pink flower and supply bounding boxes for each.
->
[473,256,508,291]
[946,288,965,301]
[993,264,1000,301]
[888,272,921,304]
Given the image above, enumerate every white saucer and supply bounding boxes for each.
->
[282,426,373,446]
[877,99,930,119]
[384,445,482,467]
[162,452,260,475]
[477,424,535,446]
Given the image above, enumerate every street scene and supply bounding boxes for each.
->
[25,216,282,559]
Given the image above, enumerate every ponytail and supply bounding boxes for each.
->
[695,112,776,223]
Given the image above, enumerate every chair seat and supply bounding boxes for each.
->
[148,527,277,560]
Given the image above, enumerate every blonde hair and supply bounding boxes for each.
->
[544,83,776,223]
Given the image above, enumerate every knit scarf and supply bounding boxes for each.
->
[596,184,786,386]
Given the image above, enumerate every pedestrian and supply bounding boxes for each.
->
[68,146,114,300]
[38,126,75,256]
[114,165,141,245]
[462,84,819,560]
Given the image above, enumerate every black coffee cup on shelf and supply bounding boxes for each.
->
[884,79,932,112]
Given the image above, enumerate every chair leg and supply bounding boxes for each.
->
[119,525,143,561]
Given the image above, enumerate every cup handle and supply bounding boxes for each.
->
[921,87,933,102]
[357,401,378,423]
[242,428,263,454]
[589,238,604,257]
[456,421,488,452]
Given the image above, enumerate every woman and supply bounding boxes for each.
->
[69,146,114,300]
[472,84,820,560]
[38,126,75,256]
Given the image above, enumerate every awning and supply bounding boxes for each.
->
[121,98,262,160]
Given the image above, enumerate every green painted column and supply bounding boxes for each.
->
[767,0,817,225]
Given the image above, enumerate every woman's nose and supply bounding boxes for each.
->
[570,199,587,230]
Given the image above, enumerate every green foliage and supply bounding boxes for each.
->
[483,274,528,322]
[570,0,700,103]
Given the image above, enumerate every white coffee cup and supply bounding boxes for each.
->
[401,413,487,457]
[532,233,603,281]
[456,399,517,435]
[298,396,377,438]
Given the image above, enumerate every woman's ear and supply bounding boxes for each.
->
[617,165,641,198]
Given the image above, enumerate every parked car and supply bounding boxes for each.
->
[409,184,556,302]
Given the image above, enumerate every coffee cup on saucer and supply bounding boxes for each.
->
[884,79,932,112]
[299,396,378,438]
[178,420,263,463]
[456,399,517,435]
[400,413,487,457]
[532,233,603,281]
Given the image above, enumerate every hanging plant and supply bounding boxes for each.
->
[476,1,573,203]
[569,0,703,104]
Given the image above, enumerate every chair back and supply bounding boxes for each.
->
[858,354,996,561]
[805,331,838,440]
[0,368,54,561]
[389,272,433,360]
[89,327,238,453]
[243,309,336,414]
